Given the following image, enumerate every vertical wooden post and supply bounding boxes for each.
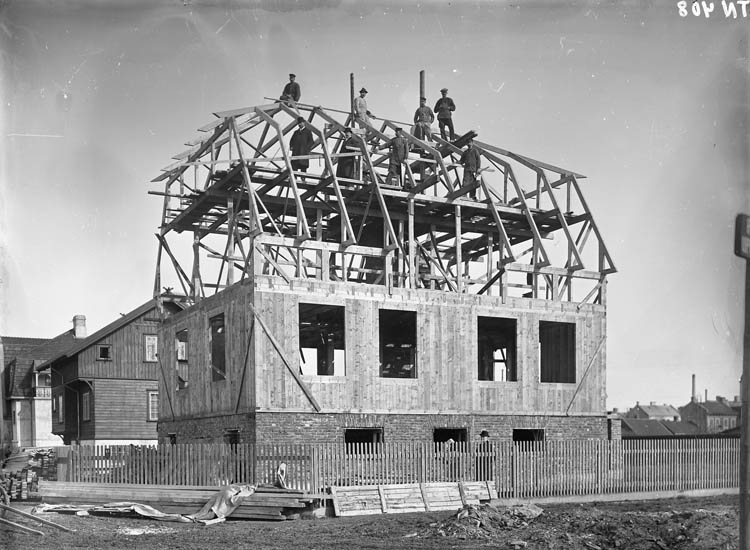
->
[740,234,750,547]
[455,204,463,292]
[350,73,355,122]
[227,196,235,286]
[408,199,416,288]
[419,69,425,102]
[191,232,201,301]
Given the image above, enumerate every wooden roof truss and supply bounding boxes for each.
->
[151,102,616,306]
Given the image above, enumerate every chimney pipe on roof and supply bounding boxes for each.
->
[705,389,708,402]
[692,374,696,403]
[72,315,86,339]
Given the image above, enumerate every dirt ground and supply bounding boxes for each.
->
[0,495,738,550]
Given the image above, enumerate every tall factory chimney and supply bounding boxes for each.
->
[691,374,696,403]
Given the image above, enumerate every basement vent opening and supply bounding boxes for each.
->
[477,316,517,382]
[299,303,346,376]
[379,309,417,378]
[345,428,383,453]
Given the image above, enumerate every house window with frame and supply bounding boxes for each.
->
[144,334,158,362]
[147,390,159,421]
[81,391,91,422]
[55,394,64,423]
[209,314,226,382]
[176,329,188,390]
[379,309,417,378]
[97,344,112,361]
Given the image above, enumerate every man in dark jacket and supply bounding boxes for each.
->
[459,138,481,199]
[434,87,456,141]
[379,127,410,188]
[413,97,435,142]
[290,116,314,180]
[280,73,301,104]
[336,127,359,180]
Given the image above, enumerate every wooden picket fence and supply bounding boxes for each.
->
[60,438,739,498]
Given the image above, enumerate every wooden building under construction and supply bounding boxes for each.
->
[151,91,616,446]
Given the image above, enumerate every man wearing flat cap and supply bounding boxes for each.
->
[289,116,314,180]
[280,73,301,104]
[434,87,456,141]
[413,96,435,142]
[378,127,410,188]
[353,87,373,129]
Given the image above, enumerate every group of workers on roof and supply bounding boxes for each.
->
[280,73,482,198]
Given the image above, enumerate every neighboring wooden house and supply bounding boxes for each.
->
[36,301,180,445]
[679,398,739,434]
[1,319,85,450]
[153,102,617,446]
[625,402,681,422]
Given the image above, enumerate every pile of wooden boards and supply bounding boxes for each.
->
[38,481,326,521]
[330,481,496,516]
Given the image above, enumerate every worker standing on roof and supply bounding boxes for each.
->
[280,73,301,104]
[379,127,410,189]
[413,97,435,142]
[459,138,481,200]
[354,87,372,129]
[434,88,456,141]
[289,116,314,181]
[336,127,359,180]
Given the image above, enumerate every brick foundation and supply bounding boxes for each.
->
[159,412,611,444]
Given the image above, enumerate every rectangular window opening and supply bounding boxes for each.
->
[210,314,226,382]
[56,394,64,423]
[81,391,91,422]
[176,329,189,390]
[223,429,240,449]
[379,309,417,378]
[97,345,112,361]
[433,428,467,444]
[144,334,158,362]
[147,390,159,421]
[345,428,383,453]
[299,304,346,376]
[513,429,545,443]
[478,316,517,381]
[168,433,177,445]
[539,321,576,383]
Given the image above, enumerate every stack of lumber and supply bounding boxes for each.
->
[331,481,496,517]
[38,481,326,521]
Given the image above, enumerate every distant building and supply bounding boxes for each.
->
[679,397,739,434]
[1,318,86,450]
[620,418,673,438]
[36,301,181,446]
[625,402,680,422]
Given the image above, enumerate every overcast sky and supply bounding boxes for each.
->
[1,0,748,411]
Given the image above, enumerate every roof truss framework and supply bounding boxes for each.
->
[151,102,616,306]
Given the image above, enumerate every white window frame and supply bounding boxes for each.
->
[144,334,158,363]
[147,390,159,422]
[81,391,91,422]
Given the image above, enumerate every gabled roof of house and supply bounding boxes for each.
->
[36,299,183,371]
[635,404,680,418]
[621,418,673,437]
[3,332,78,397]
[662,420,700,436]
[699,400,737,416]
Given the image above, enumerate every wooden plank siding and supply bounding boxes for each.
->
[160,277,606,420]
[91,379,159,440]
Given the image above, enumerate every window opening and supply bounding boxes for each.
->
[379,309,417,378]
[210,314,226,381]
[299,304,346,376]
[176,329,188,390]
[144,334,158,362]
[477,316,517,381]
[539,321,576,383]
[97,345,112,361]
[345,428,383,453]
[81,391,91,422]
[433,428,467,443]
[513,429,545,443]
[147,391,159,421]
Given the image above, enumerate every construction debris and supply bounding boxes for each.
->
[428,503,543,539]
[1,448,57,501]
